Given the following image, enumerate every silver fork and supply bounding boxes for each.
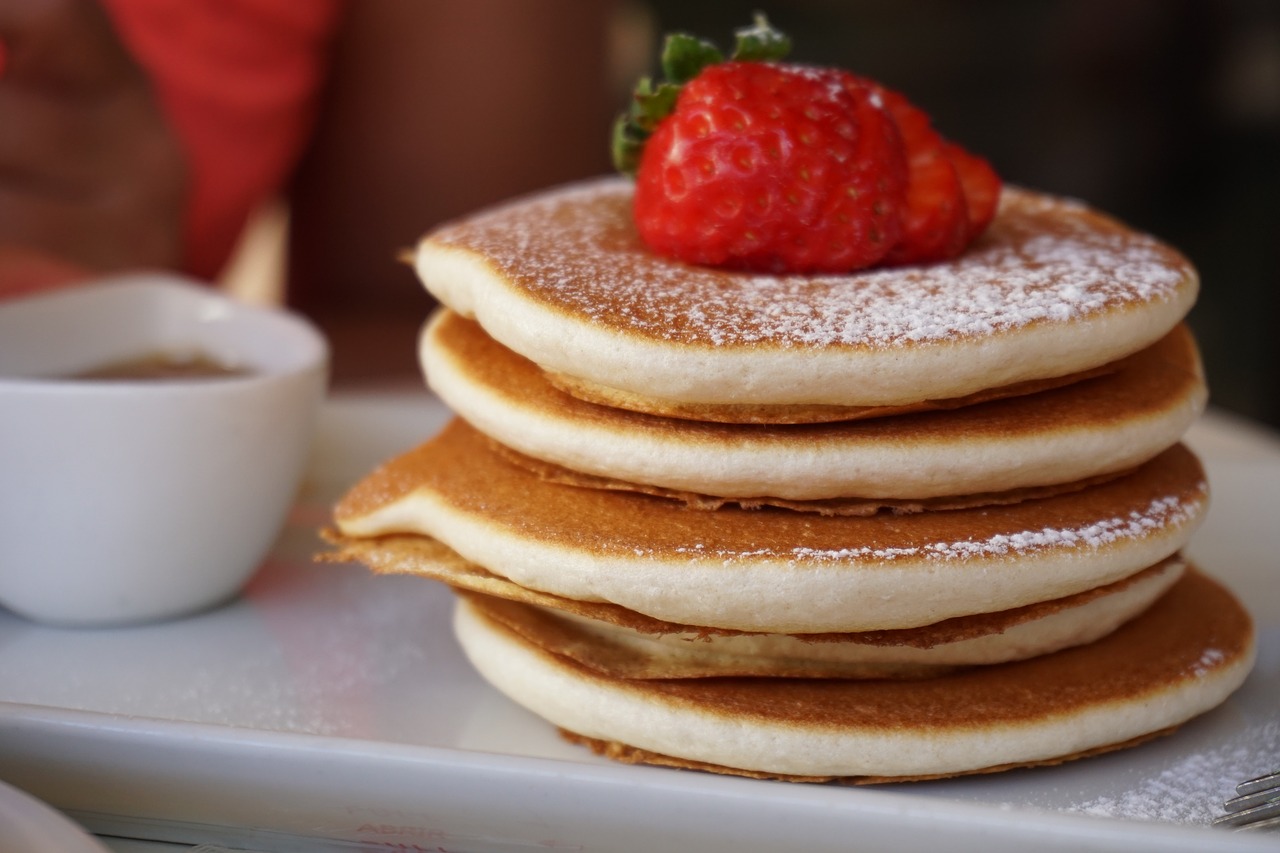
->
[1213,770,1280,831]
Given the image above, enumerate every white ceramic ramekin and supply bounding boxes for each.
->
[0,275,328,626]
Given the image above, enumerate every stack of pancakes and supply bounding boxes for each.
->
[327,179,1255,783]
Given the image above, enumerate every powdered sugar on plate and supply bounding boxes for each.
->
[1066,715,1279,825]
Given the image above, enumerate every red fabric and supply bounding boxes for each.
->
[102,0,343,278]
[0,245,92,299]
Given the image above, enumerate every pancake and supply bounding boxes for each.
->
[421,310,1206,501]
[325,525,1182,645]
[455,558,1185,679]
[540,365,1113,425]
[333,419,1209,633]
[489,439,1133,517]
[413,179,1197,414]
[453,568,1255,782]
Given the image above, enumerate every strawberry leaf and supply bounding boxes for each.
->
[612,77,682,175]
[661,33,724,85]
[611,115,646,176]
[630,77,681,131]
[613,15,792,178]
[731,13,791,62]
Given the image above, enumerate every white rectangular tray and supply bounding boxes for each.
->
[1,393,1276,852]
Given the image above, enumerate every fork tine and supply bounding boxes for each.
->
[1239,814,1280,832]
[1237,770,1280,797]
[1212,799,1280,828]
[1222,786,1280,813]
[1214,771,1280,830]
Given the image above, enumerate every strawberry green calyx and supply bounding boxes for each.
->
[611,14,791,176]
[731,13,792,62]
[662,33,723,85]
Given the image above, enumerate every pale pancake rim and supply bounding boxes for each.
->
[420,311,1207,500]
[335,428,1209,633]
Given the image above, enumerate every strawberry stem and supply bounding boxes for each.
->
[612,14,791,176]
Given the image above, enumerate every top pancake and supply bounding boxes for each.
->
[414,178,1198,411]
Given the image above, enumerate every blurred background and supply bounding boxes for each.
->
[288,0,1280,425]
[2,0,1238,428]
[641,0,1278,429]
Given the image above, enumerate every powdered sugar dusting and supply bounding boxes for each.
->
[1066,716,1280,825]
[1193,647,1227,677]
[426,179,1193,349]
[668,489,1204,564]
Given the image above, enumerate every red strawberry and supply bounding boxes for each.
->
[944,141,1002,239]
[612,15,1000,273]
[876,87,971,265]
[632,62,907,273]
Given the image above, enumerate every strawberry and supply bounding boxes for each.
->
[944,141,1002,239]
[614,16,907,274]
[613,15,999,274]
[632,63,907,273]
[876,86,970,265]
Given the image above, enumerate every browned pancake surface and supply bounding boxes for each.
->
[492,438,1131,516]
[323,532,1180,647]
[541,366,1115,424]
[454,558,1180,656]
[433,310,1201,439]
[485,568,1252,731]
[334,420,1207,567]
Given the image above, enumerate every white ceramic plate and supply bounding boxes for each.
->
[0,778,110,853]
[0,394,1275,853]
